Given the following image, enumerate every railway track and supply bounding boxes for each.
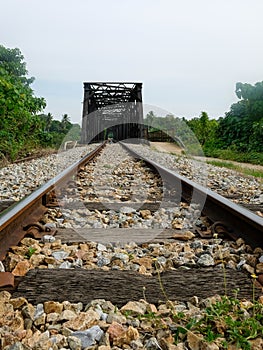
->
[0,141,262,349]
[121,142,263,246]
[126,144,263,216]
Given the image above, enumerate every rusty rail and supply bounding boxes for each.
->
[0,140,262,290]
[0,142,106,261]
[120,142,263,248]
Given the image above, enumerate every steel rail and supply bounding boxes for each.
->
[120,142,263,248]
[0,142,106,261]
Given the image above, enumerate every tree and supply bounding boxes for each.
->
[235,81,263,102]
[60,114,71,133]
[39,112,53,132]
[63,124,81,142]
[0,45,46,160]
[198,111,209,146]
[0,45,33,86]
[164,114,175,131]
[144,111,156,131]
[217,81,263,152]
[45,112,53,132]
[187,112,218,147]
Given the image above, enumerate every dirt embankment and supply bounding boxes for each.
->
[150,142,263,172]
[149,142,182,155]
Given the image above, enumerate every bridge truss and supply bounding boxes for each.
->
[81,82,143,143]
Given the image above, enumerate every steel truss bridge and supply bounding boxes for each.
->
[81,82,143,143]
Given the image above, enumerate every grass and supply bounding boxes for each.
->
[204,149,263,166]
[128,293,263,349]
[157,293,263,349]
[206,160,263,179]
[193,296,263,349]
[152,248,263,349]
[25,246,37,259]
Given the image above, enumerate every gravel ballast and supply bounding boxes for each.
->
[0,145,99,202]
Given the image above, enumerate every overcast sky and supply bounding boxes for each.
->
[1,0,263,124]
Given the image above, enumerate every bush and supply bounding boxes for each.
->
[203,147,263,165]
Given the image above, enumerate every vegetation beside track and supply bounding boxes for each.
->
[145,81,263,165]
[1,43,262,167]
[0,45,80,162]
[206,160,263,179]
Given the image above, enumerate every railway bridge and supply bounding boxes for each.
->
[81,82,143,143]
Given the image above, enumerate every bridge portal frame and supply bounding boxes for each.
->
[81,82,143,143]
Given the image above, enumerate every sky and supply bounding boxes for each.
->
[1,0,263,124]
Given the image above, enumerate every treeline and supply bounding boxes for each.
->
[0,45,80,161]
[38,113,81,149]
[1,44,262,164]
[145,82,263,164]
[144,112,204,155]
[188,82,263,163]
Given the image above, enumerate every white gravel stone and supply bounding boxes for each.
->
[0,261,5,272]
[197,254,215,266]
[0,145,98,202]
[126,143,263,206]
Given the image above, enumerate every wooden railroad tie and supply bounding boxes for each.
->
[12,267,259,306]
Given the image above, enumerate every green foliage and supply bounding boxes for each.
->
[216,82,263,154]
[187,111,218,148]
[173,318,198,343]
[204,148,263,165]
[144,112,203,155]
[0,45,33,86]
[0,45,46,160]
[171,296,263,349]
[206,160,263,178]
[236,81,263,101]
[61,123,81,142]
[197,296,263,349]
[25,246,37,259]
[0,46,80,160]
[144,102,262,161]
[38,113,81,148]
[185,81,263,163]
[138,312,159,321]
[60,114,71,133]
[1,45,261,164]
[39,112,53,132]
